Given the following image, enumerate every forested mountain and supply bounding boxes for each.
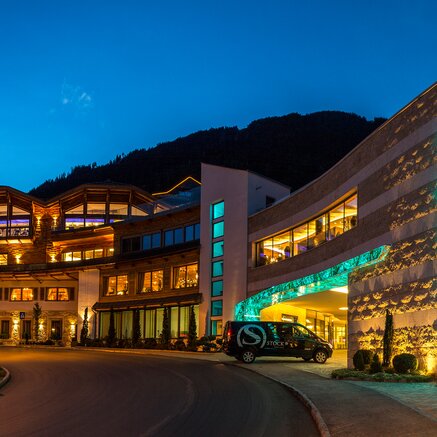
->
[29,111,385,199]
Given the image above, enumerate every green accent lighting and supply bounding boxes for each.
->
[235,245,390,321]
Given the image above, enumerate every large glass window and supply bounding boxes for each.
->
[0,204,31,237]
[293,223,308,254]
[47,288,70,301]
[173,264,198,288]
[10,288,34,301]
[140,270,163,293]
[212,221,224,239]
[145,309,156,338]
[328,203,345,239]
[212,201,224,220]
[0,254,7,265]
[344,194,358,231]
[255,193,358,266]
[106,275,128,296]
[308,215,327,250]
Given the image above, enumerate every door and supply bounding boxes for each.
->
[21,320,32,340]
[0,320,10,339]
[50,320,62,340]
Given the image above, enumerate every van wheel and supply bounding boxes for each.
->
[240,349,256,364]
[313,349,328,364]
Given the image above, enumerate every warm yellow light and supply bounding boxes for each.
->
[50,254,56,262]
[339,307,349,311]
[15,254,21,264]
[331,287,348,294]
[152,176,201,196]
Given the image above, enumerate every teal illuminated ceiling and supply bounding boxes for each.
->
[235,245,390,321]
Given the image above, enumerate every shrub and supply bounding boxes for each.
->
[393,353,418,374]
[353,350,366,370]
[369,353,383,374]
[43,339,55,346]
[174,339,186,351]
[143,338,157,349]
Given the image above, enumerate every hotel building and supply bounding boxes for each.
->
[0,84,435,370]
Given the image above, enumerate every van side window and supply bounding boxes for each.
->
[293,325,311,338]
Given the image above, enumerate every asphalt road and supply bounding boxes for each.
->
[0,348,318,437]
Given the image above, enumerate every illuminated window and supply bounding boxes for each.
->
[212,241,224,258]
[212,261,223,277]
[211,280,223,297]
[47,288,70,301]
[140,270,164,293]
[256,193,358,266]
[106,275,129,296]
[0,254,7,265]
[10,288,34,301]
[211,300,223,316]
[344,194,358,230]
[0,204,31,237]
[173,264,198,288]
[211,319,223,336]
[212,201,224,220]
[212,221,224,239]
[109,203,128,216]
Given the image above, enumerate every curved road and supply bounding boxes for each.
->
[0,348,318,437]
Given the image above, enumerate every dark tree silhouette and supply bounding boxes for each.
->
[29,112,385,199]
[80,307,89,345]
[108,307,116,346]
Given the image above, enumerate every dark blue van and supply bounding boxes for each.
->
[222,321,333,364]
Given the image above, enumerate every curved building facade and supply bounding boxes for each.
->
[236,84,436,370]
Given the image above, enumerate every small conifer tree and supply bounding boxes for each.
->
[33,303,42,341]
[383,309,394,367]
[160,307,171,348]
[188,306,197,351]
[108,307,116,346]
[80,307,89,345]
[354,350,365,371]
[132,308,141,346]
[370,353,383,374]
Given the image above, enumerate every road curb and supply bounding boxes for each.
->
[0,367,11,390]
[225,362,331,437]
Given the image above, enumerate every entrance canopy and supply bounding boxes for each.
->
[236,245,390,321]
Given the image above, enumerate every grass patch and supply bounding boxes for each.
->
[331,368,433,382]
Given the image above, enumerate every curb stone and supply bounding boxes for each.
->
[224,362,331,437]
[0,367,11,390]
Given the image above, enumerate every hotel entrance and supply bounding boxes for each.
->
[259,287,348,349]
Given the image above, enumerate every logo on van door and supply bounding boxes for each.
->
[237,325,267,348]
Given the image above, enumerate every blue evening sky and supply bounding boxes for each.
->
[0,0,435,192]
